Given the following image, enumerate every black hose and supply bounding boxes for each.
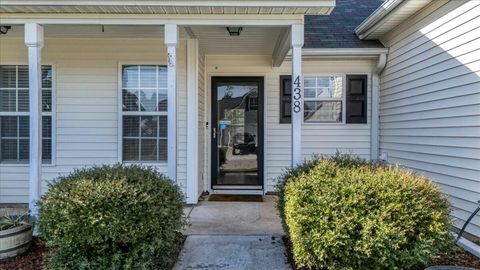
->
[456,203,480,243]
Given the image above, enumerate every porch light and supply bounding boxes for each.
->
[226,27,243,36]
[0,26,11,35]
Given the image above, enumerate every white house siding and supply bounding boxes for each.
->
[0,38,189,203]
[205,55,376,192]
[379,0,480,237]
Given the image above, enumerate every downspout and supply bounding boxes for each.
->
[371,53,387,161]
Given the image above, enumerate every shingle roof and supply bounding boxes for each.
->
[304,0,385,49]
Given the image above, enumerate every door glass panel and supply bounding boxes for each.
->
[216,82,259,186]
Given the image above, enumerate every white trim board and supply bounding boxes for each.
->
[0,14,305,26]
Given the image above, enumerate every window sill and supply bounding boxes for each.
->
[0,163,56,167]
[122,161,168,166]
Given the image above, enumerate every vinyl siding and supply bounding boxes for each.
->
[379,0,480,237]
[0,38,188,203]
[205,55,376,192]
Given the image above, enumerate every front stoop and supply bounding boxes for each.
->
[174,235,292,270]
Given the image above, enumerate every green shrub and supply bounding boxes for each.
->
[277,154,453,270]
[38,165,185,270]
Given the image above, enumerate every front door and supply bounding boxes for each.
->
[211,77,264,190]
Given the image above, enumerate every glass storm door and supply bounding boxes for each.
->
[211,77,264,189]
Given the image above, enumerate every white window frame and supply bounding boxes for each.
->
[302,73,346,124]
[117,62,169,164]
[0,62,56,167]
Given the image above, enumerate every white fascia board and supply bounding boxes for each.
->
[0,14,305,26]
[1,0,335,8]
[2,0,334,6]
[0,0,336,15]
[302,48,389,56]
[354,0,404,40]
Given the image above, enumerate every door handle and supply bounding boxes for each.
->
[213,127,217,140]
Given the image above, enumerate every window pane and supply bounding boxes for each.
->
[158,67,167,88]
[1,139,17,161]
[0,90,16,112]
[140,116,158,138]
[0,66,16,88]
[1,116,17,137]
[331,76,343,98]
[122,89,139,111]
[122,66,139,89]
[18,89,29,112]
[42,138,52,162]
[304,88,316,98]
[304,78,316,88]
[317,77,330,88]
[17,66,29,88]
[19,139,29,160]
[123,116,139,137]
[159,139,167,161]
[140,88,157,112]
[139,66,157,88]
[42,89,52,112]
[42,116,51,138]
[304,101,342,122]
[42,66,52,89]
[158,94,167,112]
[123,138,139,161]
[140,139,157,160]
[18,116,29,137]
[159,116,167,138]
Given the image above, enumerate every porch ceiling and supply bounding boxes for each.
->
[0,0,335,15]
[189,26,284,55]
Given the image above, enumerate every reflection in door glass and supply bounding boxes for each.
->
[216,83,259,185]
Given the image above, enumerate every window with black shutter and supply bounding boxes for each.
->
[279,75,292,124]
[346,75,367,124]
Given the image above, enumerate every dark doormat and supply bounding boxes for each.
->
[208,195,263,202]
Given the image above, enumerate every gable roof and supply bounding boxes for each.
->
[305,0,385,48]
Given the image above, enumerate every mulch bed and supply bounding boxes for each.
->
[0,238,47,270]
[0,235,186,270]
[283,236,480,270]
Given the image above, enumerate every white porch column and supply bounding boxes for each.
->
[165,24,178,181]
[291,24,304,167]
[186,39,199,204]
[24,23,44,216]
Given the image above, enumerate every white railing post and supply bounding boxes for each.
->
[291,24,304,167]
[165,24,178,181]
[24,23,44,216]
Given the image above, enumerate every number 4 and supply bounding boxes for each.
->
[294,76,301,87]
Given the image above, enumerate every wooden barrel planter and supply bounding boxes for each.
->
[0,224,33,260]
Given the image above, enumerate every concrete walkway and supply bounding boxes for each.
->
[174,196,292,270]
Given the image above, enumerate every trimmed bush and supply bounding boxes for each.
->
[38,165,185,270]
[277,155,453,270]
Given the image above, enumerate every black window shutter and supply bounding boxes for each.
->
[280,75,292,124]
[346,75,368,124]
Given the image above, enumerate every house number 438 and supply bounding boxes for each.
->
[293,75,302,113]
